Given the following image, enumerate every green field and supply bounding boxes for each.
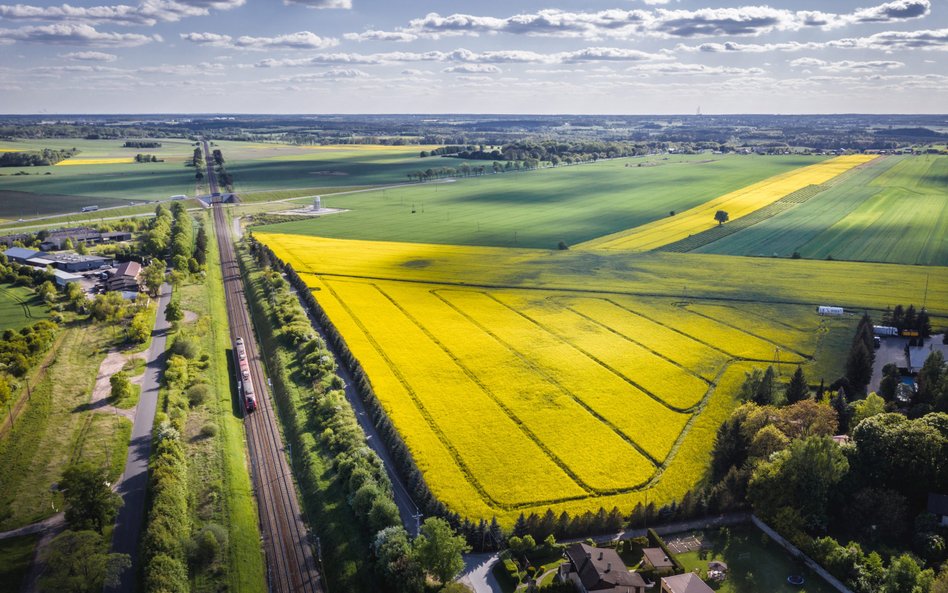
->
[212,141,442,193]
[696,155,948,266]
[0,138,197,219]
[255,154,826,249]
[0,284,49,331]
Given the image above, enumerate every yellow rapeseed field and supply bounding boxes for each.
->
[256,222,946,524]
[579,154,877,251]
[55,157,134,166]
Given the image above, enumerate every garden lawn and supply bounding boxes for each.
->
[673,524,836,593]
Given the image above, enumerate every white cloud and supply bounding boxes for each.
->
[343,30,417,42]
[180,30,338,50]
[60,50,117,61]
[354,2,935,43]
[850,0,930,23]
[676,28,948,52]
[789,57,905,72]
[0,0,245,26]
[282,0,350,8]
[442,64,502,74]
[0,23,160,46]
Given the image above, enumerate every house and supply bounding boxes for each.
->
[560,543,649,593]
[107,261,142,292]
[0,233,34,248]
[642,548,676,575]
[38,227,133,251]
[2,247,41,265]
[928,493,948,527]
[661,573,715,593]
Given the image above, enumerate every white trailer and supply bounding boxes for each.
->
[873,325,899,336]
[817,306,844,316]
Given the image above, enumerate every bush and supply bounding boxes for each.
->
[186,384,209,407]
[170,337,199,359]
[200,422,218,438]
[190,527,222,567]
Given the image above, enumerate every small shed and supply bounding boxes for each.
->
[642,547,676,575]
[817,306,844,316]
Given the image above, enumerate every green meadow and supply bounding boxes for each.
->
[0,284,49,331]
[696,155,948,266]
[255,154,826,249]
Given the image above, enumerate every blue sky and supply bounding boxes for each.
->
[1,0,946,113]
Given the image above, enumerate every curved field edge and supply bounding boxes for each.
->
[578,154,876,252]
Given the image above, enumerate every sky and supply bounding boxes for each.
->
[0,0,946,114]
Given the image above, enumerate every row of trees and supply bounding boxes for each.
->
[250,240,473,591]
[445,140,647,163]
[134,153,162,163]
[124,141,161,148]
[405,159,541,182]
[881,304,933,337]
[141,330,220,593]
[0,147,78,167]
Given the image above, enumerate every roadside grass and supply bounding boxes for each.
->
[673,524,836,593]
[235,184,376,204]
[0,284,49,331]
[0,201,163,231]
[122,356,146,376]
[70,412,132,482]
[0,533,40,593]
[239,242,380,592]
[252,155,826,249]
[0,322,119,530]
[165,210,265,592]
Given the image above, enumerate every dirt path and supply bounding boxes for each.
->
[86,348,146,421]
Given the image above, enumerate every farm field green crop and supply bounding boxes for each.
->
[696,155,948,266]
[0,138,197,219]
[255,154,826,249]
[0,284,48,331]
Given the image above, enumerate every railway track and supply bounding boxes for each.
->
[206,140,323,593]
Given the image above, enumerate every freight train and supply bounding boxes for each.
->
[234,337,257,413]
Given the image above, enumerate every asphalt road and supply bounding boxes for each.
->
[106,282,172,593]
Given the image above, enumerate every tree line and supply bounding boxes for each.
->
[249,239,472,592]
[406,159,541,182]
[134,153,163,163]
[124,141,162,148]
[0,148,78,167]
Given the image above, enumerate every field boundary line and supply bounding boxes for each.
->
[677,303,811,361]
[318,279,523,511]
[564,301,715,384]
[433,288,664,469]
[371,283,599,496]
[495,295,702,414]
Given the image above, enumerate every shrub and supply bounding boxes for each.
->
[186,384,209,407]
[170,336,199,359]
[200,422,218,438]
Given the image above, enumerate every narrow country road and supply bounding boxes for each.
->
[106,282,173,593]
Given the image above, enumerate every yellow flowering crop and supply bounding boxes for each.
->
[579,155,877,251]
[55,157,135,166]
